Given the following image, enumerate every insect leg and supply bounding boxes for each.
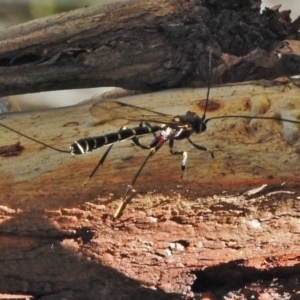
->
[131,122,158,150]
[114,149,154,219]
[187,138,214,159]
[87,123,161,185]
[169,139,188,178]
[114,131,168,219]
[169,138,216,178]
[84,144,114,184]
[187,138,220,173]
[84,126,126,184]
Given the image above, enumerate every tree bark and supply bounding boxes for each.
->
[1,80,300,299]
[0,0,299,97]
[1,0,300,299]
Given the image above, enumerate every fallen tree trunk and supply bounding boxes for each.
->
[0,0,299,97]
[1,81,300,299]
[1,0,300,298]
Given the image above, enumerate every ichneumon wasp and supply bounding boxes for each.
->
[1,52,300,218]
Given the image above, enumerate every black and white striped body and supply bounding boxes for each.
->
[70,125,162,155]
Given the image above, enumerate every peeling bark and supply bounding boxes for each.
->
[1,81,300,298]
[1,0,300,298]
[0,0,299,97]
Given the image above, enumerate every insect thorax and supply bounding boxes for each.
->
[174,115,206,134]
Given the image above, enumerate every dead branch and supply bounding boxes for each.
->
[1,81,300,298]
[0,0,299,97]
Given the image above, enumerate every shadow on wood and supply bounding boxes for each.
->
[0,81,300,298]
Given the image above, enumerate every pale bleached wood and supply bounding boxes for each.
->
[0,81,300,298]
[0,80,299,210]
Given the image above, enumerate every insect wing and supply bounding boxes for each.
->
[89,101,179,126]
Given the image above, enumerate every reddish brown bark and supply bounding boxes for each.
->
[0,80,300,299]
[0,1,300,299]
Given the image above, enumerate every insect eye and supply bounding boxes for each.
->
[198,122,206,133]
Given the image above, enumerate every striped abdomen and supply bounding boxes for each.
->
[70,125,161,155]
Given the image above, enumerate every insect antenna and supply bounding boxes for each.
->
[201,52,300,127]
[202,49,212,122]
[206,114,300,125]
[0,122,70,154]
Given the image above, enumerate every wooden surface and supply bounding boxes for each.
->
[1,80,300,209]
[0,0,299,97]
[1,81,300,298]
[1,0,300,298]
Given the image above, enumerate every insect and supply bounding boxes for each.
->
[0,98,216,218]
[1,53,300,218]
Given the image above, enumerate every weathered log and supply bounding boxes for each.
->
[0,0,299,97]
[1,81,300,298]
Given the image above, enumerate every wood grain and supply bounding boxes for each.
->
[1,81,300,298]
[0,80,299,211]
[0,0,299,97]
